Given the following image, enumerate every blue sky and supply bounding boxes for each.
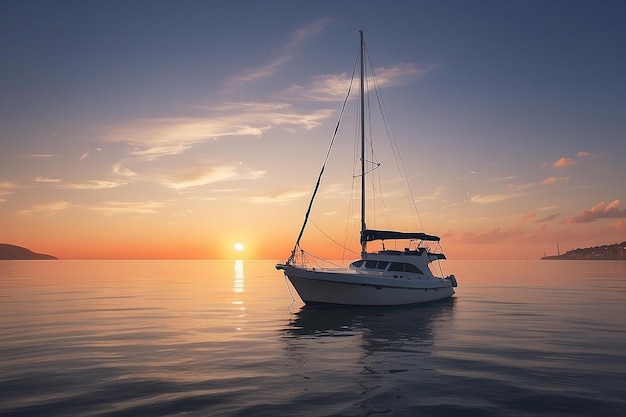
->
[1,0,625,259]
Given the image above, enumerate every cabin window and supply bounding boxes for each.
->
[388,262,404,272]
[365,260,378,269]
[376,261,389,270]
[351,260,364,268]
[404,263,424,274]
[388,262,424,274]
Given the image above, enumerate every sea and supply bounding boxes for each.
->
[1,260,625,417]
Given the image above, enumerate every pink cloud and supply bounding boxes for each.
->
[552,157,575,168]
[456,228,514,244]
[540,176,569,185]
[537,213,560,223]
[566,200,626,223]
[611,219,625,230]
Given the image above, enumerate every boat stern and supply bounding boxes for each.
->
[447,274,458,287]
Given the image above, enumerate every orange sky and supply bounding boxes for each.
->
[1,4,625,260]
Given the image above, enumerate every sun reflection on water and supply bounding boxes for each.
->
[233,260,244,293]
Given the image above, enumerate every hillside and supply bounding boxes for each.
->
[0,244,58,260]
[541,241,626,260]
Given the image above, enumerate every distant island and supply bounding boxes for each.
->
[0,244,58,260]
[542,241,626,260]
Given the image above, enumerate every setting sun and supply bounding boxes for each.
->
[234,242,245,251]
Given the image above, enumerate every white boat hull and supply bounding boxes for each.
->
[282,266,455,306]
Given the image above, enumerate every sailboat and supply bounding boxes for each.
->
[276,30,457,306]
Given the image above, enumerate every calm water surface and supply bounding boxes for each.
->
[1,260,625,416]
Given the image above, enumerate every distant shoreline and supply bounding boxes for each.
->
[541,241,626,261]
[0,244,58,260]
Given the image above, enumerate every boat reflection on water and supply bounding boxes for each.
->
[286,299,454,339]
[283,299,455,364]
[281,300,456,413]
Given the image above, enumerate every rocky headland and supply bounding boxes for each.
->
[541,242,626,260]
[0,244,58,260]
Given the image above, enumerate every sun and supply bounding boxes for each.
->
[234,242,245,251]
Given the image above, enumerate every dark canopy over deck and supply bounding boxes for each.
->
[361,229,440,243]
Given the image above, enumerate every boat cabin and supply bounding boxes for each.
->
[349,259,428,276]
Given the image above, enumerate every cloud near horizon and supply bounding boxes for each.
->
[451,208,562,245]
[18,200,70,216]
[566,200,626,223]
[537,213,560,223]
[470,193,514,204]
[89,200,164,217]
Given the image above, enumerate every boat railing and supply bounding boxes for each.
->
[289,249,348,270]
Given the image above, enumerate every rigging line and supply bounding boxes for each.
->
[310,219,360,256]
[301,250,344,268]
[352,162,380,178]
[366,44,424,230]
[288,50,359,264]
[362,43,393,230]
[343,143,360,263]
[361,43,384,230]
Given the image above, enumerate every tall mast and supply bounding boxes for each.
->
[359,29,367,256]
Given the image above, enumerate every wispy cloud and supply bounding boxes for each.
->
[61,180,127,190]
[89,201,164,217]
[24,154,58,158]
[161,163,265,190]
[456,228,515,244]
[249,187,311,204]
[552,157,575,168]
[565,200,626,223]
[18,200,70,216]
[0,180,18,189]
[370,63,435,87]
[285,63,432,102]
[491,175,515,182]
[112,163,137,177]
[454,211,547,244]
[0,181,18,200]
[228,18,330,85]
[540,176,569,185]
[508,182,534,192]
[547,151,596,168]
[470,193,515,204]
[612,219,625,230]
[107,103,333,160]
[418,185,447,201]
[520,212,537,223]
[537,213,560,223]
[79,148,103,160]
[34,176,62,183]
